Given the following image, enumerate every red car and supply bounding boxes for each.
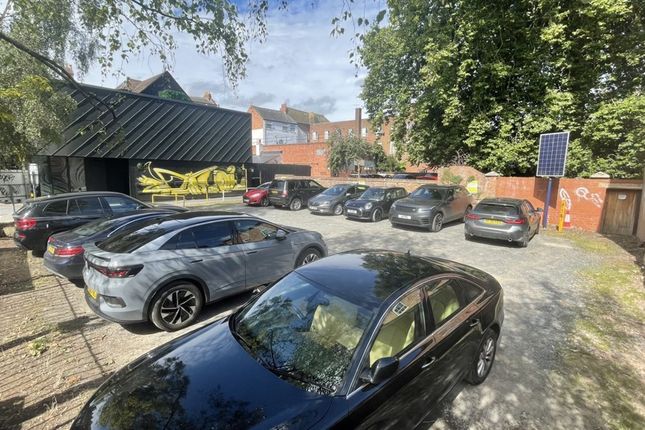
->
[242,182,272,206]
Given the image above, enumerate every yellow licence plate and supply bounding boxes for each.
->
[87,287,98,300]
[47,244,55,255]
[484,219,504,225]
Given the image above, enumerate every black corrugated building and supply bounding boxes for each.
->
[36,81,309,199]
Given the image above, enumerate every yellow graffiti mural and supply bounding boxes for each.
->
[137,162,246,196]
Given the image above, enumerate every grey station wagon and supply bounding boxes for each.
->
[82,211,327,331]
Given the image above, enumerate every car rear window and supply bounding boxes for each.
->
[42,200,68,216]
[476,203,519,216]
[98,219,183,253]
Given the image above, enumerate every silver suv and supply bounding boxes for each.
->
[82,211,327,331]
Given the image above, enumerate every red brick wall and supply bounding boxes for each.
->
[268,143,329,177]
[248,107,264,130]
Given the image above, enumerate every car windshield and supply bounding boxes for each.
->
[410,187,445,200]
[270,180,286,190]
[232,273,374,395]
[476,203,519,216]
[72,217,119,237]
[360,188,384,201]
[98,219,175,253]
[321,185,348,196]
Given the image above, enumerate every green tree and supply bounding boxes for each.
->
[360,0,645,177]
[326,131,373,176]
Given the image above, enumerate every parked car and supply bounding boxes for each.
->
[345,187,408,222]
[43,210,176,283]
[268,179,325,211]
[465,198,542,247]
[416,172,439,180]
[71,250,503,430]
[82,211,327,331]
[390,185,474,232]
[13,191,185,253]
[392,173,418,179]
[242,182,272,206]
[308,183,369,215]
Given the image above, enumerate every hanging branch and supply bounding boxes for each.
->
[0,31,117,120]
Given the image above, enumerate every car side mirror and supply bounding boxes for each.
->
[360,356,399,385]
[275,229,287,241]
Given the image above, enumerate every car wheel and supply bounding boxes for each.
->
[150,282,203,332]
[261,197,269,207]
[430,212,444,232]
[332,203,344,216]
[519,231,529,248]
[466,328,498,385]
[371,208,382,222]
[535,223,540,236]
[296,247,322,267]
[463,205,473,222]
[464,233,472,241]
[289,198,303,211]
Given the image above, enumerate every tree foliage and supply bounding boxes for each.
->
[327,131,375,176]
[360,0,645,178]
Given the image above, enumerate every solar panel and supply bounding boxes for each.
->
[536,132,570,177]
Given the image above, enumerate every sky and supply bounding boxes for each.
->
[80,0,383,121]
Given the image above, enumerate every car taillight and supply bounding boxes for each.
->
[281,192,287,197]
[55,246,84,257]
[15,218,36,230]
[465,213,480,220]
[94,264,143,278]
[504,218,526,225]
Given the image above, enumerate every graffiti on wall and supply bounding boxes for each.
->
[575,186,604,208]
[137,162,246,196]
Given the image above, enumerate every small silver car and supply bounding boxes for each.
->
[82,211,327,331]
[464,198,542,247]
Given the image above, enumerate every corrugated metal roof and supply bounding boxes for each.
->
[42,84,251,164]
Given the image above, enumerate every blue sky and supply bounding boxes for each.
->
[81,0,384,121]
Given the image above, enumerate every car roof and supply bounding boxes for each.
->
[294,250,458,310]
[26,191,137,204]
[479,197,524,206]
[417,184,459,189]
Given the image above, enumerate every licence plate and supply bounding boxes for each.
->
[87,287,98,300]
[484,219,504,225]
[347,209,358,214]
[47,244,55,255]
[270,190,278,195]
[243,198,249,202]
[398,214,412,219]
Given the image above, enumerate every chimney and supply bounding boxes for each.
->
[203,91,212,102]
[355,107,362,136]
[64,64,74,79]
[280,102,288,113]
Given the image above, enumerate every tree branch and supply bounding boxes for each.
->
[0,31,117,120]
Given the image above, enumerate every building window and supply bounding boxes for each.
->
[312,131,318,141]
[282,125,289,132]
[361,127,368,137]
[266,122,273,130]
[290,124,296,132]
[324,130,330,140]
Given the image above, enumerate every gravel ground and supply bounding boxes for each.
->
[0,203,610,429]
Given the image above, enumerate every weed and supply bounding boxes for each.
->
[28,337,50,356]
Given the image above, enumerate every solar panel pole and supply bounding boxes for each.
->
[543,177,553,229]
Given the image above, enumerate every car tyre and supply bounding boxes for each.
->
[150,282,204,332]
[519,231,529,248]
[371,208,382,222]
[466,328,498,385]
[464,233,472,241]
[261,197,269,207]
[333,203,344,216]
[289,198,303,211]
[296,247,322,267]
[430,212,444,232]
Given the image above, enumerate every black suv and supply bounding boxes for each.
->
[268,179,325,211]
[13,191,184,253]
[345,187,408,222]
[389,185,474,232]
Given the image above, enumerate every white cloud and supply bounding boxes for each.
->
[80,0,383,121]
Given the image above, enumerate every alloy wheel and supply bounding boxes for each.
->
[372,209,382,222]
[160,289,197,326]
[261,197,269,207]
[302,252,319,265]
[333,204,343,215]
[477,337,495,378]
[432,213,443,231]
[291,199,302,211]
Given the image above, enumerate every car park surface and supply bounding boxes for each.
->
[0,201,641,430]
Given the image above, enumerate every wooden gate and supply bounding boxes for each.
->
[601,189,641,235]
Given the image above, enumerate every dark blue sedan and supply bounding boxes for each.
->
[43,209,175,284]
[71,251,504,429]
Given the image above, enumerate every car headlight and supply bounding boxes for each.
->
[417,207,432,213]
[319,201,331,207]
[365,202,373,210]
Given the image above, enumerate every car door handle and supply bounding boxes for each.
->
[189,259,203,263]
[246,250,258,255]
[421,357,437,369]
[469,319,480,328]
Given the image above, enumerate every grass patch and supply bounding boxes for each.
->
[544,229,618,254]
[28,336,50,356]
[558,235,645,429]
